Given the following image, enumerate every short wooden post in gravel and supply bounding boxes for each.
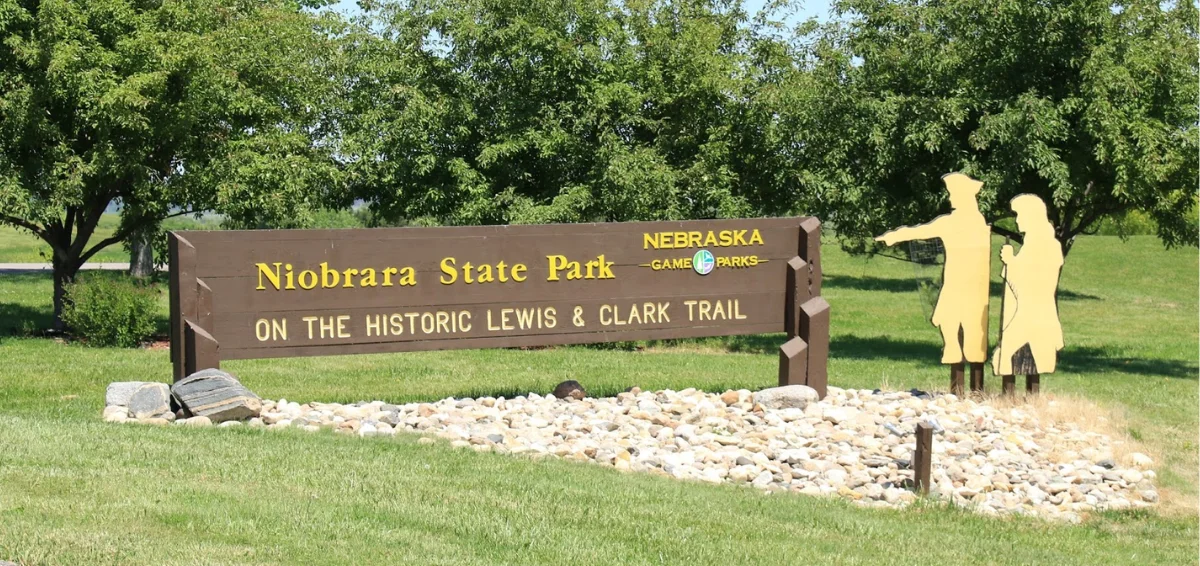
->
[913,422,933,495]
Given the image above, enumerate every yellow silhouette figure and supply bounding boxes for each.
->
[992,194,1064,375]
[876,173,991,365]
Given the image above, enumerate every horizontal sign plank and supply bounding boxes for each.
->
[171,217,815,361]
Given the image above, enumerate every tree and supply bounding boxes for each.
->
[796,0,1198,255]
[0,0,347,326]
[344,0,798,226]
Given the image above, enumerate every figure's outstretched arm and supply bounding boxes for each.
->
[875,217,946,246]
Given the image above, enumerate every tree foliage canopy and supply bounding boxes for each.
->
[796,0,1198,254]
[344,0,803,225]
[0,0,345,321]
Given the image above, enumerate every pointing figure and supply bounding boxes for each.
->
[876,173,991,366]
[992,194,1064,377]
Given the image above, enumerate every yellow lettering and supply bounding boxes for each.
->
[398,267,416,286]
[342,268,358,288]
[298,270,317,290]
[458,311,472,332]
[704,231,717,247]
[302,316,317,339]
[477,263,494,283]
[547,255,568,281]
[255,319,270,341]
[511,264,527,282]
[644,233,659,250]
[440,257,458,284]
[320,262,340,288]
[684,300,697,321]
[688,231,702,249]
[382,267,398,287]
[657,302,669,322]
[600,305,612,326]
[256,263,282,290]
[544,307,557,328]
[359,268,377,287]
[336,315,350,338]
[366,314,382,337]
[699,300,712,321]
[749,229,763,245]
[719,230,733,246]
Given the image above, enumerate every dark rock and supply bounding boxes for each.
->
[171,369,262,423]
[909,388,929,399]
[1097,458,1116,469]
[128,383,171,419]
[552,380,587,400]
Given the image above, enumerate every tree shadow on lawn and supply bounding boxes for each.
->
[824,274,1101,301]
[635,334,1195,381]
[0,302,52,338]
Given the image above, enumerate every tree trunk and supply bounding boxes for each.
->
[52,254,81,332]
[129,232,154,279]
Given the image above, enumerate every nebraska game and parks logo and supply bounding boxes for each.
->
[692,249,715,275]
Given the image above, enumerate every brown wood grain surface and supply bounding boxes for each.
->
[172,217,816,360]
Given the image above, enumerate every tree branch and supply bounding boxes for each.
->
[76,209,201,264]
[0,214,48,239]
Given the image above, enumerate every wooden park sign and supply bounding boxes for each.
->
[169,218,830,396]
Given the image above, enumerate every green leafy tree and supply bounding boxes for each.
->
[798,0,1198,255]
[0,0,346,326]
[345,0,799,226]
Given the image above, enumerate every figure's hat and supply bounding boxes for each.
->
[942,172,983,197]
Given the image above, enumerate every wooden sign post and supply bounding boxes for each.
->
[169,218,830,396]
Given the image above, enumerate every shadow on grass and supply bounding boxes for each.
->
[0,302,52,338]
[1058,347,1198,380]
[825,274,1101,301]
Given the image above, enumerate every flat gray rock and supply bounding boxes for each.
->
[128,383,171,419]
[106,381,151,407]
[753,385,819,410]
[171,369,261,423]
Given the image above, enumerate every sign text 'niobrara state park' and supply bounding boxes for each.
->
[169,218,817,362]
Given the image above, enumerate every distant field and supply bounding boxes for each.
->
[0,234,1196,565]
[0,213,223,264]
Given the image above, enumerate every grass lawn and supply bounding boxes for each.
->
[0,234,1196,564]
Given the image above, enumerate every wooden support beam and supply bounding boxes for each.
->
[950,363,965,396]
[184,320,220,376]
[969,362,984,392]
[168,234,197,382]
[1026,374,1040,394]
[778,336,809,388]
[799,297,830,399]
[1002,375,1015,396]
[784,256,811,339]
[914,423,933,495]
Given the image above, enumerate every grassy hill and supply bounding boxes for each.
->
[0,233,1195,564]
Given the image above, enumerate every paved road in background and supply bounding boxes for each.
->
[0,263,131,273]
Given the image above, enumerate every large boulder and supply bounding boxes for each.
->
[128,383,172,419]
[171,369,262,423]
[106,381,152,407]
[752,385,819,410]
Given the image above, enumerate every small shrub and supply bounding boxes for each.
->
[62,275,159,348]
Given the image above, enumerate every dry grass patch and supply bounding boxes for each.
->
[981,391,1194,517]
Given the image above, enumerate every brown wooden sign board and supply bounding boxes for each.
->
[169,217,829,396]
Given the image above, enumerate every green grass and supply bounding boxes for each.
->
[0,235,1196,564]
